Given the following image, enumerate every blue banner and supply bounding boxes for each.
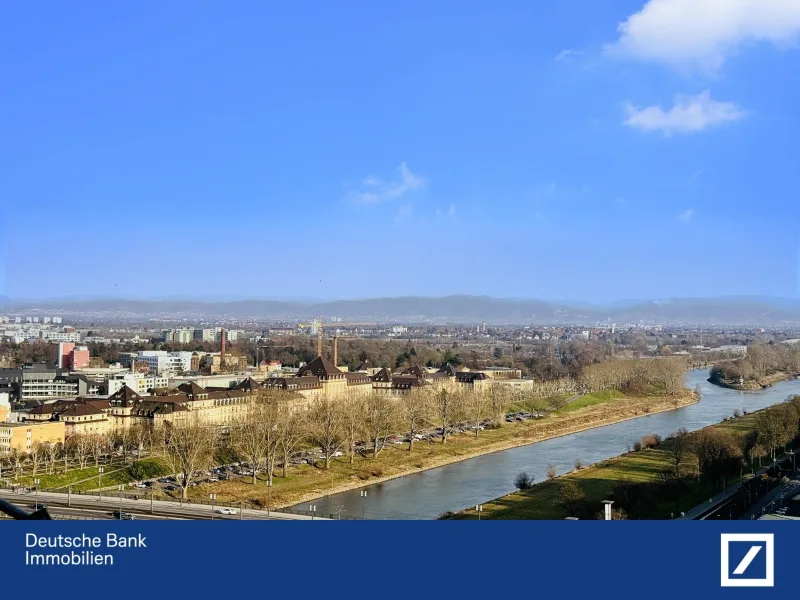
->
[0,520,793,598]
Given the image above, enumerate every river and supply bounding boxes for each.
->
[292,370,800,519]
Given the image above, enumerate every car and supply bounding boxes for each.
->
[208,477,218,482]
[158,477,170,483]
[216,508,237,515]
[133,482,147,488]
[34,503,48,510]
[331,451,344,457]
[111,510,134,519]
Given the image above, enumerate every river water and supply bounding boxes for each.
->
[292,370,800,519]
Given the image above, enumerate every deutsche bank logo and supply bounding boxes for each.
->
[720,534,774,587]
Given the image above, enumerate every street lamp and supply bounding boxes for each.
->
[34,479,40,510]
[118,485,124,519]
[98,466,104,491]
[68,485,71,507]
[267,480,272,516]
[309,504,316,520]
[360,490,367,519]
[210,493,216,519]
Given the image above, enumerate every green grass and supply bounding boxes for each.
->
[13,458,170,492]
[449,411,763,520]
[559,390,626,412]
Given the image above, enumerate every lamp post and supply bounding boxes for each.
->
[267,480,272,516]
[68,485,71,508]
[98,466,104,491]
[34,479,40,510]
[309,504,316,520]
[210,493,216,519]
[360,490,367,519]
[118,484,124,519]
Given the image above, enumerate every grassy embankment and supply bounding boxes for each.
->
[171,387,696,509]
[446,412,765,520]
[11,458,169,492]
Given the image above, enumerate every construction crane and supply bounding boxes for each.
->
[297,317,377,358]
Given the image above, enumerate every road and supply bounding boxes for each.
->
[740,476,800,520]
[0,489,327,521]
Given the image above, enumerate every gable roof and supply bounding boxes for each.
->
[370,368,392,382]
[401,365,426,379]
[235,377,262,392]
[108,385,142,406]
[297,355,343,379]
[176,381,207,398]
[355,360,373,372]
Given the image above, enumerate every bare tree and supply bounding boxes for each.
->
[546,464,557,481]
[230,393,282,486]
[161,421,216,499]
[44,442,60,475]
[28,442,44,476]
[668,427,690,476]
[10,448,25,479]
[277,403,306,477]
[67,434,90,469]
[364,394,395,458]
[401,390,431,451]
[307,397,344,469]
[341,395,366,464]
[466,389,490,437]
[88,434,108,467]
[433,389,462,444]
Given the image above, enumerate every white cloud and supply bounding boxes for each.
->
[555,48,584,61]
[624,90,745,135]
[678,208,694,221]
[608,0,800,71]
[348,162,425,203]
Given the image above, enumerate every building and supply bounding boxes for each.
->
[0,392,9,422]
[41,330,81,342]
[0,421,65,453]
[57,342,75,369]
[107,372,170,395]
[0,364,94,401]
[134,351,193,376]
[24,399,112,437]
[69,346,90,370]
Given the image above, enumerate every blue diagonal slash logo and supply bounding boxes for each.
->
[720,534,774,587]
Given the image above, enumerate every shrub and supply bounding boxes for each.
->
[546,464,557,481]
[733,409,742,418]
[640,433,662,449]
[574,458,584,471]
[632,440,643,452]
[514,471,534,490]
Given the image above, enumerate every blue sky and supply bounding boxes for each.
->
[2,0,799,302]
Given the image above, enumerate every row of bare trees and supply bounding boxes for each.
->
[579,358,687,396]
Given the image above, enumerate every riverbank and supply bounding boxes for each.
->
[445,407,774,520]
[176,390,698,510]
[708,371,795,391]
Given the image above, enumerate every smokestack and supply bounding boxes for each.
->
[220,328,226,356]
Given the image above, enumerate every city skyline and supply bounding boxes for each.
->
[3,1,799,301]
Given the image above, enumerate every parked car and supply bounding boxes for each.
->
[208,477,218,483]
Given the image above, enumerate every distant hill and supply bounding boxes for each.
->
[2,295,799,325]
